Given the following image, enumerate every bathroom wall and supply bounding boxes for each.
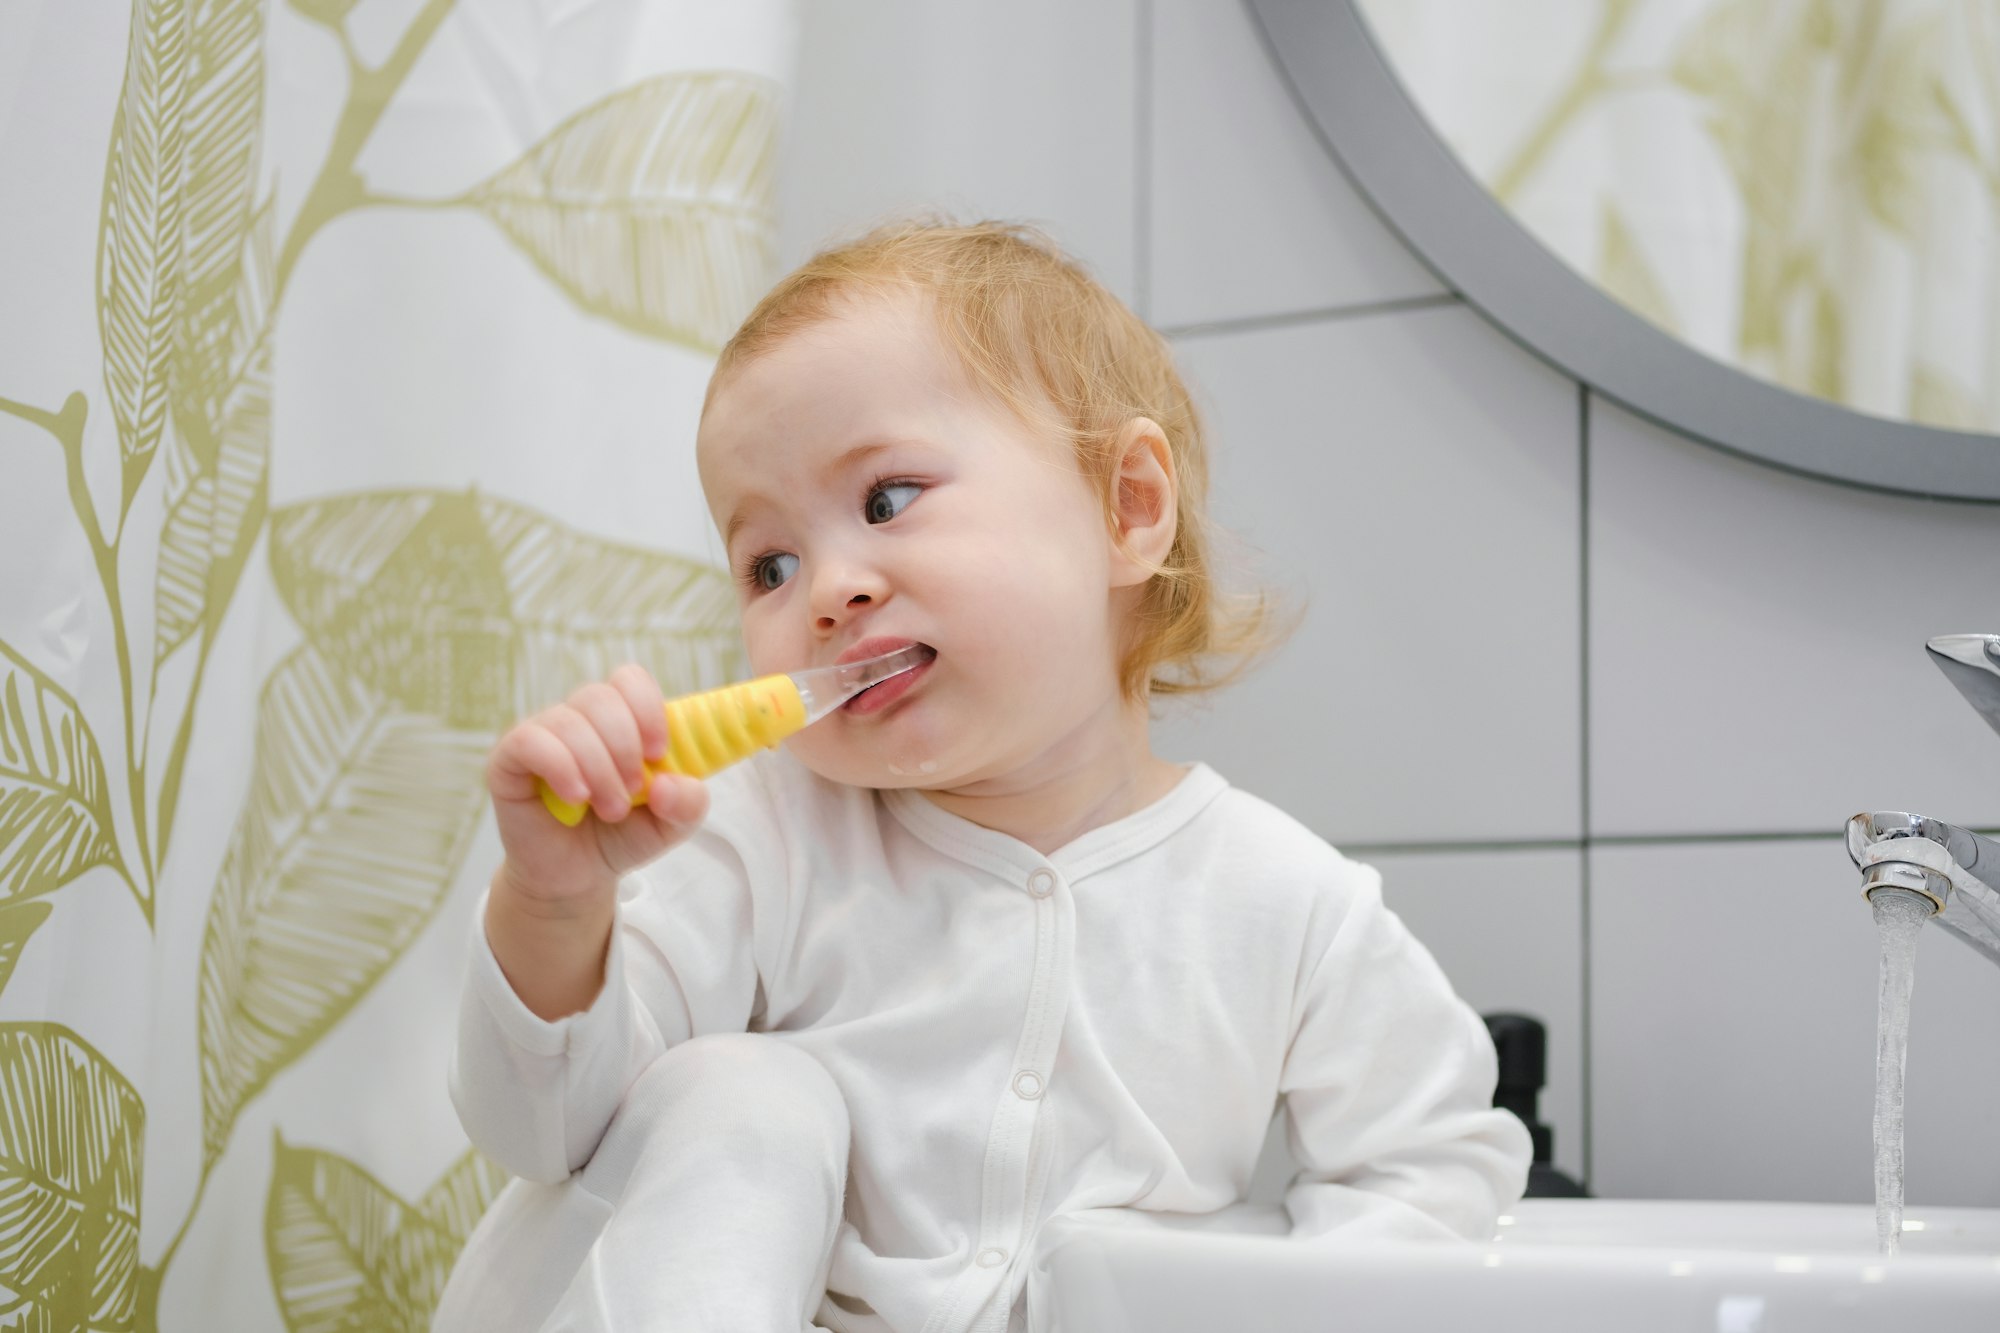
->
[777,1,2000,1205]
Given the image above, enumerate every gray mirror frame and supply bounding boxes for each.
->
[1246,0,2000,503]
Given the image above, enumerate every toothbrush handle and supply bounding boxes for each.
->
[536,674,808,826]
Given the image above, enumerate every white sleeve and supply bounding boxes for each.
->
[447,765,779,1183]
[1277,865,1531,1242]
[446,890,669,1183]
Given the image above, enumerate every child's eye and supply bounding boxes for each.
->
[865,479,922,525]
[741,551,798,592]
[737,479,919,595]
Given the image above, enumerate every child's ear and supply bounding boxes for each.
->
[1107,417,1178,588]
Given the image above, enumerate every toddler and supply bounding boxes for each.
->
[436,221,1530,1333]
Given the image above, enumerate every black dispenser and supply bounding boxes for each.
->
[1482,1012,1589,1198]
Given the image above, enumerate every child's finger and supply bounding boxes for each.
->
[488,722,588,807]
[542,705,632,819]
[608,663,669,764]
[641,771,708,829]
[566,681,647,799]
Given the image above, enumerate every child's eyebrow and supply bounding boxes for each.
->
[722,439,905,547]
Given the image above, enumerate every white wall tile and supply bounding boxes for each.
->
[777,0,1138,301]
[1589,397,2000,837]
[1370,847,1587,1187]
[1147,0,1442,330]
[1591,839,2000,1205]
[1156,304,1581,846]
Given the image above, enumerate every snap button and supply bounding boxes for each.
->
[976,1247,1007,1268]
[1027,869,1056,898]
[1012,1070,1044,1100]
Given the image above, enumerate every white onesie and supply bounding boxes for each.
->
[446,749,1530,1332]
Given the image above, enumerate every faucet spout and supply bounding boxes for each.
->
[1845,634,2000,967]
[1927,634,2000,743]
[1849,812,2000,968]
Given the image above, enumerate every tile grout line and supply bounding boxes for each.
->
[1578,384,1594,1190]
[1133,0,1153,322]
[1159,292,1462,341]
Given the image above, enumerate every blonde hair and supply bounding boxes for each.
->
[707,218,1297,704]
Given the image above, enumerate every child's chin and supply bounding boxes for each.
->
[790,741,940,790]
[867,755,950,788]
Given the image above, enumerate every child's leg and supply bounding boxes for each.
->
[435,1033,850,1333]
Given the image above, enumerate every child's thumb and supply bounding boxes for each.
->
[642,771,708,831]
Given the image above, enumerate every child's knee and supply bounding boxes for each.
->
[606,1034,850,1174]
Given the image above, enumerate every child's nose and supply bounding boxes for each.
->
[809,559,888,630]
[816,592,870,632]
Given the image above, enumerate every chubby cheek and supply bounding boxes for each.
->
[939,600,1117,760]
[736,603,800,678]
[944,514,1117,665]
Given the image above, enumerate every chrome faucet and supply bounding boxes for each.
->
[1847,635,2000,967]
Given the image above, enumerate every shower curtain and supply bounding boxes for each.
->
[0,1,795,1325]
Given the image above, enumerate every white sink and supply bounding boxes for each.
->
[1025,1199,2000,1331]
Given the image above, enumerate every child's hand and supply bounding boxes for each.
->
[485,664,710,913]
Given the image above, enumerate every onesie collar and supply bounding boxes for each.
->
[880,762,1228,884]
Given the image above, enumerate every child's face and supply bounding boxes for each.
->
[697,291,1135,790]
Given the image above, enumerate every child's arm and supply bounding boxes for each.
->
[448,665,732,1183]
[1277,867,1531,1242]
[481,665,707,1020]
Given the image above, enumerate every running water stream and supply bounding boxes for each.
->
[1871,887,1933,1256]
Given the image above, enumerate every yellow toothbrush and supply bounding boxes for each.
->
[536,644,935,825]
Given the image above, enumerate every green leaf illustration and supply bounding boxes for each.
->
[474,494,745,710]
[264,1135,448,1333]
[0,640,123,903]
[151,340,270,661]
[1672,0,1817,248]
[286,0,361,27]
[154,205,275,666]
[1854,15,1948,238]
[265,1138,508,1332]
[195,644,491,1165]
[466,71,780,352]
[1665,0,2000,416]
[1932,10,2000,216]
[1672,0,1825,339]
[267,489,743,730]
[169,0,269,468]
[268,492,519,731]
[97,0,192,509]
[156,0,274,668]
[0,900,53,999]
[1596,201,1681,339]
[1488,0,1639,205]
[150,202,275,888]
[0,1025,144,1331]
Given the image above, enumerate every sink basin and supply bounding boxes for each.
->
[1025,1199,2000,1331]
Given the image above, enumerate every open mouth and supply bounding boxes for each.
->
[844,646,935,715]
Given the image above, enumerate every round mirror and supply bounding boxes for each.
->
[1246,0,2000,501]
